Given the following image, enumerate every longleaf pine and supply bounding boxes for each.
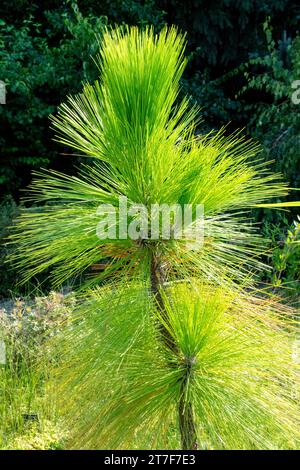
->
[10,27,300,450]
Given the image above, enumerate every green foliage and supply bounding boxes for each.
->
[236,19,300,190]
[0,196,20,298]
[0,197,64,297]
[160,0,296,67]
[52,283,299,449]
[0,292,74,448]
[3,420,65,450]
[84,0,167,30]
[10,26,297,290]
[9,27,300,450]
[0,3,106,196]
[181,70,242,130]
[263,216,300,296]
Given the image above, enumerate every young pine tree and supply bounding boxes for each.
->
[10,27,300,449]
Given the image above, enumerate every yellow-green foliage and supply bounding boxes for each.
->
[9,27,296,290]
[8,26,300,450]
[50,283,299,449]
[3,421,66,450]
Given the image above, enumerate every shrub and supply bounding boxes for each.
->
[262,216,300,298]
[0,196,20,298]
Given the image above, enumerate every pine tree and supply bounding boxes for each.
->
[10,27,300,449]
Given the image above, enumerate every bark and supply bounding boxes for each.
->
[150,252,198,450]
[178,374,198,450]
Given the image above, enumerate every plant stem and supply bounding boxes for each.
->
[178,373,198,450]
[150,253,177,354]
[150,252,198,450]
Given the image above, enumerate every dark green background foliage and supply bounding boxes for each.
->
[0,0,299,295]
[1,0,299,196]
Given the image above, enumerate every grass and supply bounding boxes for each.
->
[0,292,73,449]
[0,338,59,449]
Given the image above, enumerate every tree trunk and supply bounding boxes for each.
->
[178,379,198,450]
[150,252,198,450]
